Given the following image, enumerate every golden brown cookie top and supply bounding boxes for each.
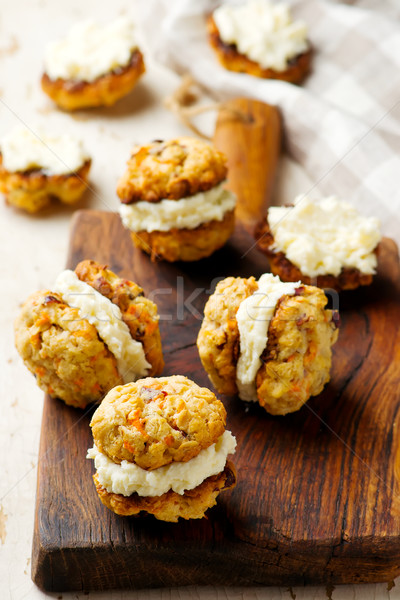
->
[256,284,339,415]
[75,260,164,375]
[196,276,258,395]
[202,276,259,326]
[116,137,228,204]
[16,289,101,341]
[90,375,227,470]
[75,259,142,299]
[14,289,122,407]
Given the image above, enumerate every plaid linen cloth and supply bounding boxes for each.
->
[138,0,400,244]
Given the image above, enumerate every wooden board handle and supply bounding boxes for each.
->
[213,98,281,233]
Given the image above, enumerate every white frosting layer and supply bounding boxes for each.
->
[53,270,150,383]
[87,430,236,497]
[119,183,236,232]
[0,125,89,175]
[44,17,138,82]
[268,195,381,277]
[213,0,308,71]
[236,273,300,402]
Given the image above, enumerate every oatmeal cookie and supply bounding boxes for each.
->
[0,154,91,213]
[117,137,228,204]
[93,461,236,522]
[130,209,235,262]
[15,262,164,407]
[88,376,237,521]
[75,260,164,375]
[90,375,227,469]
[197,276,258,395]
[14,290,122,408]
[207,14,311,84]
[255,220,377,292]
[41,49,145,111]
[197,276,338,415]
[117,137,236,262]
[255,287,338,414]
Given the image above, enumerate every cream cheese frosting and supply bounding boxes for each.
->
[44,17,138,82]
[0,125,89,175]
[119,182,237,232]
[213,0,308,71]
[236,273,300,402]
[87,430,236,497]
[268,195,381,277]
[54,270,150,383]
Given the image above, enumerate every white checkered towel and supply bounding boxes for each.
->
[138,0,400,245]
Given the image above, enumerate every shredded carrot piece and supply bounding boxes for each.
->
[30,333,41,348]
[123,440,136,454]
[127,409,149,439]
[305,342,317,364]
[291,383,302,394]
[227,319,236,331]
[72,329,92,339]
[164,434,175,447]
[145,321,158,335]
[91,382,101,394]
[35,366,46,377]
[147,382,163,390]
[35,314,50,328]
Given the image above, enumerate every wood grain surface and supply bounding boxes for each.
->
[31,210,400,591]
[31,99,400,591]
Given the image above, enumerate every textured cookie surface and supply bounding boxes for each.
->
[197,277,338,414]
[75,260,164,375]
[256,286,338,414]
[117,137,228,204]
[93,461,236,521]
[41,49,145,111]
[90,375,227,470]
[131,209,235,262]
[207,15,312,84]
[197,276,258,395]
[14,290,122,408]
[0,155,91,213]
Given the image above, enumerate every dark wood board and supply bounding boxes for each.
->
[31,208,400,591]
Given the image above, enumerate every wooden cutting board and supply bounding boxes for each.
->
[31,101,400,592]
